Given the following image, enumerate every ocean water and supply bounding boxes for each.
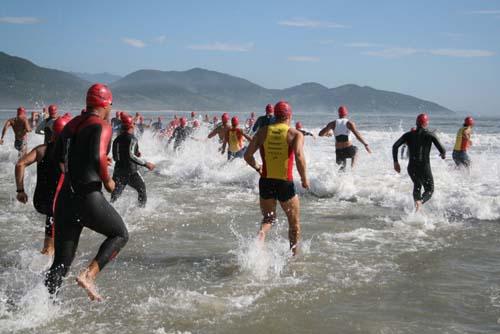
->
[0,110,499,334]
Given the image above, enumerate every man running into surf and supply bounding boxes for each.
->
[251,104,275,134]
[36,104,59,144]
[208,112,231,142]
[221,116,252,160]
[111,113,155,207]
[319,105,371,171]
[452,116,474,170]
[244,101,309,256]
[0,107,32,157]
[392,113,446,211]
[45,84,128,301]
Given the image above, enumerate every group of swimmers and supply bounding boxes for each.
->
[0,82,475,301]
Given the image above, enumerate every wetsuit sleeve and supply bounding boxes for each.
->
[112,138,119,162]
[431,133,446,155]
[35,119,47,134]
[129,137,147,166]
[98,123,112,182]
[392,133,407,162]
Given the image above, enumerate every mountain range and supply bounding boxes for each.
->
[0,51,453,113]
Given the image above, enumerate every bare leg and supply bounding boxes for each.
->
[351,152,359,169]
[258,198,277,242]
[41,236,54,256]
[279,195,301,256]
[76,260,103,302]
[415,200,422,212]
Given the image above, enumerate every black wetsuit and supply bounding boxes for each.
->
[151,121,163,132]
[392,127,446,204]
[299,129,314,137]
[252,115,275,133]
[33,142,60,237]
[111,131,148,207]
[168,126,193,150]
[45,113,128,295]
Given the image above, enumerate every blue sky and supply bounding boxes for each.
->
[1,0,499,114]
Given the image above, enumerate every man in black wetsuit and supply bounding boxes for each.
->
[111,113,155,207]
[295,121,315,137]
[45,84,128,302]
[36,104,60,144]
[14,115,70,255]
[167,117,193,150]
[251,104,275,134]
[392,113,446,211]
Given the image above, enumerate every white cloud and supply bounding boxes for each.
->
[469,10,500,15]
[362,48,420,58]
[346,42,384,48]
[122,38,146,48]
[287,56,320,62]
[278,18,347,28]
[0,16,40,24]
[429,48,495,57]
[188,42,254,52]
[154,35,166,45]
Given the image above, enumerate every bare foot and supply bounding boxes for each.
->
[76,271,103,302]
[291,244,299,257]
[41,238,54,256]
[415,200,423,212]
[257,230,266,242]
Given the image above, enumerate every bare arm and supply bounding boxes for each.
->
[25,118,32,133]
[1,120,12,143]
[207,125,220,139]
[318,121,335,137]
[221,129,229,154]
[291,130,309,189]
[244,127,265,173]
[243,132,252,142]
[348,121,371,153]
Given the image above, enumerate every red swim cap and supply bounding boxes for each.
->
[121,113,134,130]
[17,107,26,117]
[191,111,196,118]
[231,116,239,127]
[274,101,292,119]
[53,115,71,136]
[416,113,429,127]
[180,117,187,127]
[86,83,113,108]
[295,121,303,130]
[193,120,200,128]
[48,104,58,117]
[221,113,230,124]
[338,105,348,118]
[464,116,474,126]
[265,104,274,115]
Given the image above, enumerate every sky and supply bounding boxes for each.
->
[0,0,499,114]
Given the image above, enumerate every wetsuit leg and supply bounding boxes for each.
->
[111,175,128,203]
[420,163,434,204]
[45,215,54,238]
[45,187,83,294]
[407,163,423,201]
[77,191,128,270]
[127,172,147,207]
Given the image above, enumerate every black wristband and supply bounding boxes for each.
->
[16,189,24,193]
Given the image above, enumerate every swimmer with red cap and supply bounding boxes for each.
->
[319,105,371,171]
[221,116,252,160]
[36,104,60,144]
[392,113,446,211]
[295,121,315,138]
[168,117,193,150]
[111,113,155,207]
[251,104,275,134]
[208,112,231,144]
[452,116,475,170]
[244,101,309,256]
[1,107,32,156]
[14,114,71,255]
[45,84,128,301]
